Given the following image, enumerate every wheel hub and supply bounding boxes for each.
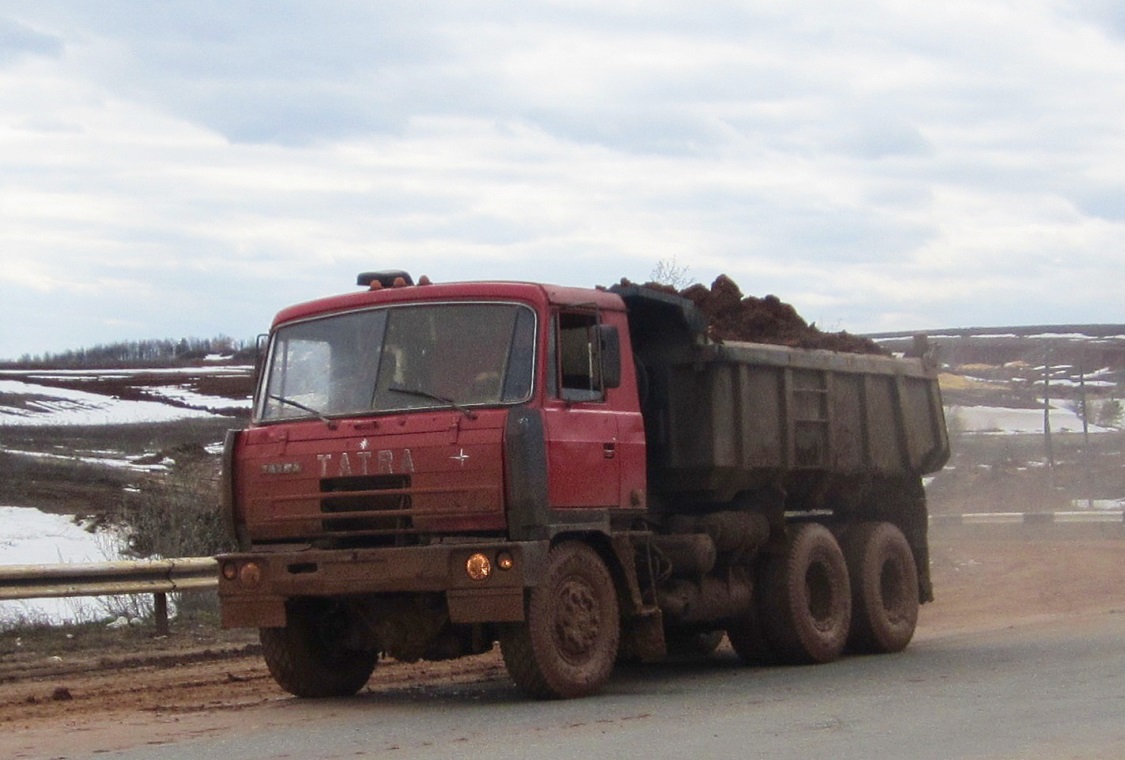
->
[554,578,601,658]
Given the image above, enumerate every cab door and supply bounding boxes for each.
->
[542,310,623,510]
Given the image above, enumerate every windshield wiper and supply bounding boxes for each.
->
[388,386,477,419]
[266,394,337,428]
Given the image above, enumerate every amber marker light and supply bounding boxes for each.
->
[221,561,238,581]
[238,561,263,587]
[466,553,492,581]
[496,552,515,571]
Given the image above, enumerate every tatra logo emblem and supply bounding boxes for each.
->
[316,448,415,477]
[450,448,470,466]
[359,438,369,450]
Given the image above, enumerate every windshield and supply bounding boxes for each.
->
[257,302,536,422]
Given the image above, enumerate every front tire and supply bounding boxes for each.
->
[259,599,377,698]
[842,521,920,653]
[759,523,851,664]
[500,541,620,699]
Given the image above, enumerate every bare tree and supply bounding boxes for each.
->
[1096,398,1122,428]
[650,257,692,289]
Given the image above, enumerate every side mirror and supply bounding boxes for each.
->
[596,324,621,389]
[252,333,270,388]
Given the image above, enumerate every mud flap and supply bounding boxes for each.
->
[611,534,666,661]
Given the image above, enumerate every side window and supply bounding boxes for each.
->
[555,311,603,402]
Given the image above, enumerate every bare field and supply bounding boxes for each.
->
[0,417,240,515]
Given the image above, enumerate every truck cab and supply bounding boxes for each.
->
[218,276,651,697]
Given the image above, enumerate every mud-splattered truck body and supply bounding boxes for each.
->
[217,273,949,699]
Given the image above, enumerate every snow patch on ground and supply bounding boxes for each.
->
[0,379,226,426]
[0,366,253,378]
[0,448,173,472]
[947,404,1113,434]
[0,507,128,626]
[1070,498,1125,511]
[142,384,252,411]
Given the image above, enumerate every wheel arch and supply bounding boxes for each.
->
[546,530,643,620]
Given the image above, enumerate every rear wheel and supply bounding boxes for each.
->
[842,521,920,653]
[259,599,377,698]
[759,523,851,664]
[500,541,620,699]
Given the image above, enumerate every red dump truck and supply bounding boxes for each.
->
[217,272,949,699]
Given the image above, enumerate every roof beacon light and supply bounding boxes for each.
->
[357,270,414,289]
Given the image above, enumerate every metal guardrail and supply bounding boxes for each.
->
[2,512,1121,633]
[0,557,217,635]
[930,510,1125,526]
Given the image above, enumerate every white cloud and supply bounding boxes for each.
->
[1,1,1124,359]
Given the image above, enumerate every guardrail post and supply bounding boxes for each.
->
[154,592,170,636]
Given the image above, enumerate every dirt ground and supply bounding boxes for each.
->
[1,530,1123,757]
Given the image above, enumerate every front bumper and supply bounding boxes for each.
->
[216,540,548,628]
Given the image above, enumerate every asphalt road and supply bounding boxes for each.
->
[75,611,1125,760]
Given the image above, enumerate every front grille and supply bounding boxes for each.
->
[320,474,412,545]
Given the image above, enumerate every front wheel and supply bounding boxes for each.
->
[500,541,620,699]
[259,599,378,698]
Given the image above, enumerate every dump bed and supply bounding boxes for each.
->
[612,285,950,506]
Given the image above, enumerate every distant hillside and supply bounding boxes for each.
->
[3,336,257,369]
[869,325,1125,373]
[871,325,1125,407]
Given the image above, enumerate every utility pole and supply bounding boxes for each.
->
[1043,348,1054,469]
[1079,348,1092,509]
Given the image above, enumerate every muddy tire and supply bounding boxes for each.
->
[842,521,920,653]
[759,523,851,664]
[500,541,620,699]
[259,599,377,698]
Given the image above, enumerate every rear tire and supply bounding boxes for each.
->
[259,599,377,698]
[758,523,851,664]
[500,541,620,699]
[842,521,920,653]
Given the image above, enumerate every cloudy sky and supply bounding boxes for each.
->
[2,2,1124,360]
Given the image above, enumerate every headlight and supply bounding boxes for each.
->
[238,561,263,587]
[465,553,492,582]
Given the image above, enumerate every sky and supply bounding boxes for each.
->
[2,1,1124,360]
